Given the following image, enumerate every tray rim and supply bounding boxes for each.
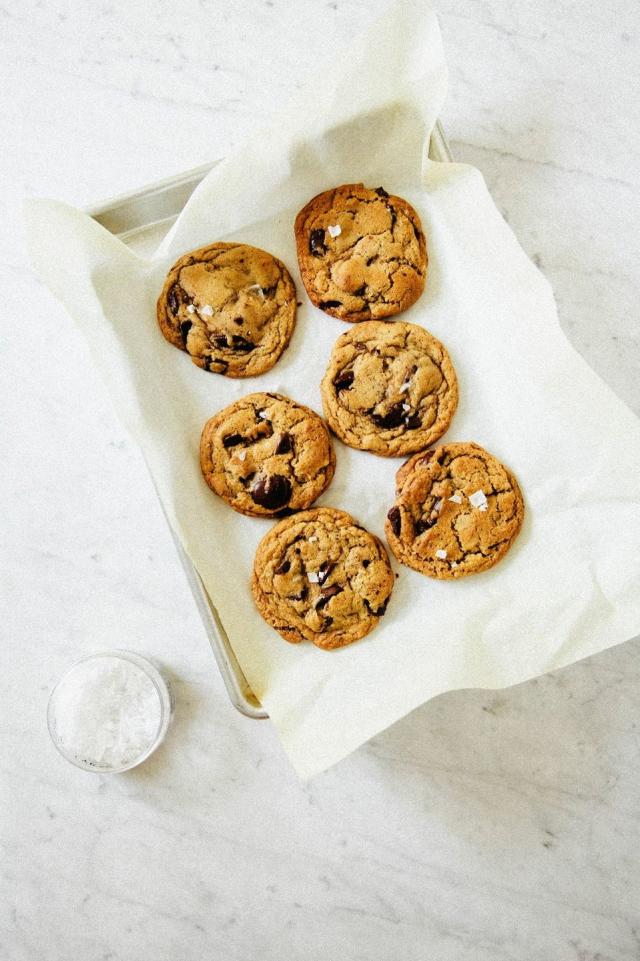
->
[87,120,454,721]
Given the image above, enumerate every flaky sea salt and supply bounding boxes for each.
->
[402,402,411,412]
[236,450,247,462]
[50,656,163,771]
[309,536,318,543]
[469,490,488,510]
[246,283,265,299]
[186,304,195,314]
[399,380,411,393]
[435,549,448,560]
[327,224,341,238]
[434,498,443,513]
[307,572,320,584]
[200,305,214,317]
[448,494,463,504]
[258,410,269,420]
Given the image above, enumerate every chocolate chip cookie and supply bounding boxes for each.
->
[252,507,394,649]
[200,393,336,517]
[321,320,458,457]
[385,442,524,578]
[294,183,427,321]
[157,242,296,377]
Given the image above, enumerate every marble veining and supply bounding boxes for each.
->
[2,1,640,959]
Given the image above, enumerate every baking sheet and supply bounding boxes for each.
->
[26,0,640,778]
[86,121,453,721]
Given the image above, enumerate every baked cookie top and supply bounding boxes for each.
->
[294,183,427,322]
[157,242,296,378]
[321,320,458,457]
[252,507,394,650]
[200,392,335,517]
[385,442,524,579]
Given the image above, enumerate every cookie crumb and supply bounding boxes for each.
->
[435,549,448,560]
[469,490,488,509]
[327,224,341,238]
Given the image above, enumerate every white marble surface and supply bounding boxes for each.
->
[2,1,640,958]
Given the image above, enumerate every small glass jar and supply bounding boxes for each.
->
[47,650,173,773]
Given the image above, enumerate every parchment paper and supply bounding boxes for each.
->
[26,1,640,779]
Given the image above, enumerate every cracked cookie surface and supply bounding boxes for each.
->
[294,183,427,321]
[252,507,394,649]
[157,242,296,377]
[321,320,458,457]
[385,442,524,578]
[200,393,335,517]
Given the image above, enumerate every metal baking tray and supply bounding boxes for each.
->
[87,120,454,720]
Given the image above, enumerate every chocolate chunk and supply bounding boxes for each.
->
[373,402,405,429]
[404,412,422,430]
[289,586,308,602]
[416,517,436,534]
[333,369,354,391]
[413,223,422,243]
[387,506,401,536]
[230,335,254,352]
[309,228,327,257]
[222,433,244,448]
[317,562,334,585]
[233,317,244,326]
[353,285,367,297]
[366,256,377,266]
[322,616,334,629]
[212,334,228,349]
[180,320,192,345]
[362,559,370,569]
[365,598,389,617]
[250,473,291,510]
[275,559,290,575]
[318,300,342,309]
[167,284,181,315]
[374,186,390,198]
[274,432,293,455]
[315,583,341,609]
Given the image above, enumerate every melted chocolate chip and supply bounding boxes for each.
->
[167,285,181,316]
[333,369,354,392]
[375,186,390,198]
[275,559,290,575]
[317,562,334,586]
[274,432,293,455]
[222,433,244,448]
[366,255,377,266]
[315,583,341,609]
[212,334,228,349]
[180,320,192,345]
[365,598,389,617]
[353,285,367,297]
[250,473,291,510]
[387,506,401,536]
[413,223,422,243]
[230,335,254,352]
[362,559,370,569]
[309,228,327,257]
[318,300,342,309]
[373,402,405,429]
[404,412,422,430]
[416,517,436,534]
